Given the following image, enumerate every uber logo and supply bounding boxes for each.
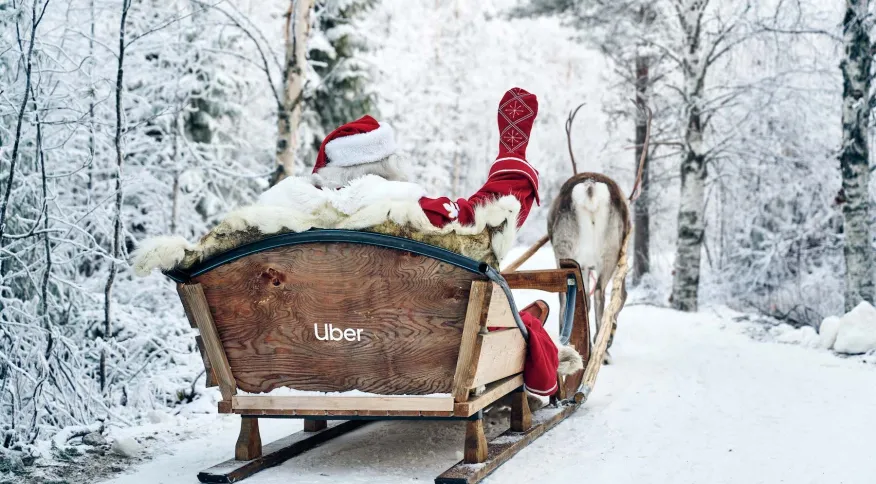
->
[313,324,364,342]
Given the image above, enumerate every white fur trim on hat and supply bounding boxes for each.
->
[325,123,396,167]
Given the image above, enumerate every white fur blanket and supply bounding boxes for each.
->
[132,175,520,276]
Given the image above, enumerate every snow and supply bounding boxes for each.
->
[111,438,143,459]
[100,247,876,484]
[767,323,820,348]
[818,316,842,349]
[834,302,876,355]
[238,387,450,398]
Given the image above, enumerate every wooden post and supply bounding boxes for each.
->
[303,419,327,432]
[510,388,531,432]
[194,335,217,387]
[452,281,492,402]
[177,283,237,401]
[235,417,262,461]
[554,373,567,401]
[464,414,488,464]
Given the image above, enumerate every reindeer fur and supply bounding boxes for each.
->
[548,173,631,363]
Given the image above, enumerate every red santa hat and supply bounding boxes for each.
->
[312,115,397,174]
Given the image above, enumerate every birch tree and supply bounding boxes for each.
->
[631,5,657,285]
[275,0,316,183]
[668,0,710,311]
[667,0,762,311]
[838,0,874,311]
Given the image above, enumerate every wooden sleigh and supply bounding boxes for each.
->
[166,229,628,483]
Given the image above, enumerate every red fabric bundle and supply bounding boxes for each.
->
[519,312,559,396]
[487,312,559,397]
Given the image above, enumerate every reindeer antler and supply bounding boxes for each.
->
[629,98,652,202]
[565,103,586,175]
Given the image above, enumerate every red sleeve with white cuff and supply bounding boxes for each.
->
[418,87,542,229]
[418,156,539,229]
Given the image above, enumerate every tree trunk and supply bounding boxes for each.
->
[671,118,706,312]
[839,0,874,312]
[274,0,315,184]
[632,50,651,286]
[0,1,40,281]
[671,2,707,312]
[103,0,131,392]
[87,0,96,200]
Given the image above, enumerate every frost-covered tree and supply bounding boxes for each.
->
[0,0,276,458]
[275,0,316,182]
[301,0,378,159]
[838,0,874,311]
[253,0,378,181]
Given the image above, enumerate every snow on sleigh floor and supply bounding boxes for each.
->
[103,252,876,484]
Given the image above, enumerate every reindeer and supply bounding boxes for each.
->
[547,101,651,364]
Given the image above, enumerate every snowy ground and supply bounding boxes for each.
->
[96,248,876,484]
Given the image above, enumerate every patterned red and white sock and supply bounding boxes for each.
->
[497,87,539,162]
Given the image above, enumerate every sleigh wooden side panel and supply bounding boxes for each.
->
[192,242,477,396]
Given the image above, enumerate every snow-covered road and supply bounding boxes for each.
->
[103,252,876,484]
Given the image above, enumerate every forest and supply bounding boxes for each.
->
[0,0,873,479]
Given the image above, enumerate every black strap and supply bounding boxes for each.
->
[164,229,486,282]
[559,277,577,345]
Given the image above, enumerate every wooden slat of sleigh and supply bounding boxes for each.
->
[232,395,454,413]
[471,329,526,389]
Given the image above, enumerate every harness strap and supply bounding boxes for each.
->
[559,276,577,345]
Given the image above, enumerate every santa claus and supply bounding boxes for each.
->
[259,87,577,397]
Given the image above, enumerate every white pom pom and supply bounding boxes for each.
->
[557,345,584,376]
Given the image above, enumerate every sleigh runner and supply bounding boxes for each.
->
[162,228,627,483]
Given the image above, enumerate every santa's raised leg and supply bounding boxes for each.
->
[271,87,581,398]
